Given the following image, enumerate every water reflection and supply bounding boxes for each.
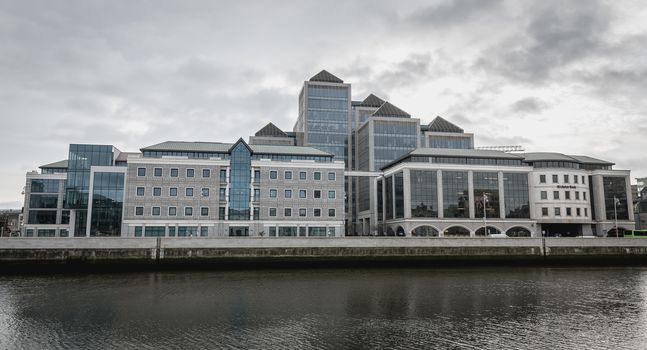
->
[1,267,646,349]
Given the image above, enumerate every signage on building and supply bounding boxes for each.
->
[557,185,576,189]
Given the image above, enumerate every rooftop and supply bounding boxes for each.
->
[309,70,343,83]
[427,116,464,133]
[372,101,411,118]
[254,122,289,138]
[358,94,385,108]
[141,141,332,157]
[381,147,524,170]
[39,160,68,169]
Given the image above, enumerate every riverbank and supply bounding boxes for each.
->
[1,237,647,271]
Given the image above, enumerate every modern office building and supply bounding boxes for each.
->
[20,69,635,238]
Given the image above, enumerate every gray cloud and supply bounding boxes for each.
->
[407,0,503,27]
[511,97,549,113]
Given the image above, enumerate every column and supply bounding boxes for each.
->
[498,171,505,219]
[437,170,444,219]
[468,171,475,219]
[626,175,635,222]
[403,169,411,218]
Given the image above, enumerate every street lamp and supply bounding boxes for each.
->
[483,192,489,236]
[614,196,620,237]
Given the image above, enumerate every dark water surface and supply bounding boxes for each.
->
[1,267,647,349]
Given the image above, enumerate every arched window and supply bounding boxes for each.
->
[412,225,439,237]
[444,226,470,237]
[506,227,531,237]
[475,226,501,236]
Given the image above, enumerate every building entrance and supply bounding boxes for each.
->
[541,223,582,237]
[229,227,249,237]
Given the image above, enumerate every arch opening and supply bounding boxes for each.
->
[444,226,470,237]
[412,225,439,237]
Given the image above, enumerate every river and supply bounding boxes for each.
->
[1,267,646,349]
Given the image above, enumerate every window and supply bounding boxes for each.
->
[555,208,561,216]
[170,188,177,196]
[270,189,277,198]
[270,171,277,179]
[185,207,193,216]
[201,207,209,216]
[314,190,321,199]
[585,208,588,216]
[171,168,179,177]
[299,171,306,180]
[201,188,209,197]
[254,170,260,182]
[200,227,208,237]
[203,169,210,178]
[575,192,580,200]
[552,175,558,183]
[152,207,161,216]
[542,208,548,216]
[583,192,587,201]
[574,176,579,184]
[314,208,321,217]
[186,188,193,197]
[328,209,336,217]
[168,227,176,237]
[135,207,144,216]
[169,207,177,216]
[284,208,292,217]
[564,175,569,183]
[582,176,586,184]
[299,208,307,217]
[553,191,560,200]
[328,172,336,181]
[565,191,571,200]
[219,188,226,201]
[540,191,547,200]
[540,175,546,183]
[285,189,292,198]
[134,227,142,237]
[137,168,146,177]
[576,208,581,216]
[299,190,306,198]
[328,190,335,199]
[285,171,292,180]
[186,168,195,177]
[566,208,572,216]
[269,208,277,217]
[220,169,227,181]
[154,168,162,177]
[254,189,260,201]
[136,187,144,196]
[314,172,321,180]
[253,207,259,220]
[153,187,161,197]
[219,207,226,220]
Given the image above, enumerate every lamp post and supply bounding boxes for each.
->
[483,192,489,236]
[614,196,620,237]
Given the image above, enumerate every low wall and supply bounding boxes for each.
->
[0,237,646,267]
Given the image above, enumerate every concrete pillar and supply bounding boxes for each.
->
[498,171,505,219]
[626,175,635,222]
[468,171,475,219]
[527,172,537,220]
[403,169,411,218]
[592,175,606,221]
[437,170,444,219]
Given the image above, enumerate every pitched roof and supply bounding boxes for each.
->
[358,94,385,108]
[568,155,614,166]
[372,101,410,118]
[381,148,524,170]
[520,152,579,163]
[39,160,68,169]
[428,116,464,133]
[309,69,343,83]
[254,122,288,137]
[140,141,331,157]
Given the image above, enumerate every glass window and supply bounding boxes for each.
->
[299,171,307,180]
[185,207,193,216]
[168,227,176,237]
[135,207,143,216]
[220,169,227,181]
[474,172,499,219]
[565,191,571,200]
[552,175,558,183]
[284,208,292,217]
[152,207,161,216]
[201,188,209,197]
[566,208,572,216]
[171,168,178,177]
[285,189,292,198]
[270,171,277,179]
[328,209,336,217]
[186,188,193,197]
[285,171,292,180]
[169,207,177,216]
[583,192,587,201]
[31,179,59,193]
[299,208,307,217]
[253,207,259,220]
[576,208,581,216]
[137,168,146,177]
[574,176,579,184]
[582,176,586,184]
[170,188,177,196]
[269,208,276,217]
[539,175,546,183]
[554,191,560,200]
[541,191,547,200]
[203,169,210,178]
[219,207,226,220]
[564,175,569,183]
[254,189,260,201]
[253,170,260,183]
[220,188,226,201]
[270,189,277,198]
[201,207,209,216]
[328,172,336,181]
[314,172,321,180]
[186,169,195,177]
[154,168,162,177]
[314,208,321,217]
[134,227,142,237]
[200,227,208,237]
[603,177,629,220]
[136,187,144,196]
[328,190,335,199]
[585,208,588,216]
[575,191,580,200]
[153,187,161,196]
[411,170,438,218]
[442,171,469,218]
[29,194,58,209]
[542,208,548,216]
[314,190,321,199]
[299,190,306,198]
[555,208,561,216]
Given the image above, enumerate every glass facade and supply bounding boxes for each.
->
[603,177,628,220]
[305,84,349,163]
[503,173,530,218]
[473,172,500,219]
[31,179,60,193]
[410,170,438,218]
[373,121,418,170]
[385,176,393,220]
[228,142,251,220]
[90,172,125,236]
[428,136,472,149]
[394,173,404,219]
[442,171,469,218]
[407,156,523,166]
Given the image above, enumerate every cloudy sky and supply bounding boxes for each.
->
[1,0,646,208]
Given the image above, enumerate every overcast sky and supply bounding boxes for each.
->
[1,0,646,208]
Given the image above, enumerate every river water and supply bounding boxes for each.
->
[1,267,647,349]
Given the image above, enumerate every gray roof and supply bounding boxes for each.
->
[372,101,411,118]
[567,155,614,165]
[358,94,385,108]
[39,160,68,169]
[141,141,331,157]
[428,116,464,133]
[254,122,288,137]
[309,70,343,83]
[115,152,140,162]
[409,148,523,159]
[520,152,576,162]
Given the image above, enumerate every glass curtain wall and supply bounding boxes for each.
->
[228,143,251,220]
[306,84,349,164]
[373,121,418,170]
[90,172,125,236]
[442,171,469,218]
[473,172,500,218]
[503,173,530,218]
[603,177,628,220]
[385,176,393,220]
[394,173,404,219]
[410,170,438,218]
